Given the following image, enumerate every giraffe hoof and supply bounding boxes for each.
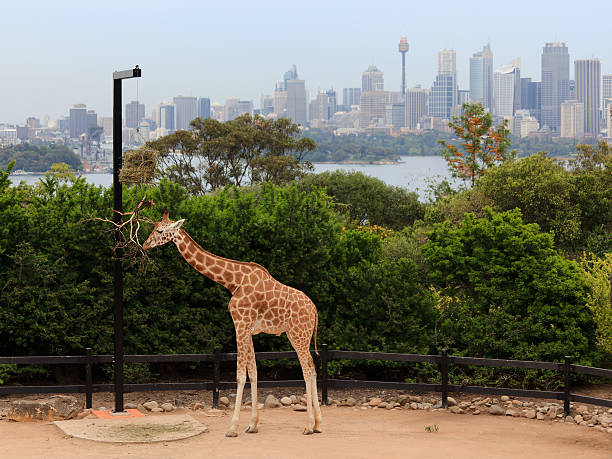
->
[313,427,323,434]
[245,426,258,434]
[225,431,238,438]
[303,428,314,435]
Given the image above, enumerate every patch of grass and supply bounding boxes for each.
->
[424,424,439,433]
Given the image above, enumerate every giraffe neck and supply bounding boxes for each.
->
[174,229,244,292]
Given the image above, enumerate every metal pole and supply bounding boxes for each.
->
[213,346,221,409]
[111,66,141,414]
[563,356,572,418]
[112,77,124,413]
[85,347,93,409]
[441,348,449,409]
[321,344,329,406]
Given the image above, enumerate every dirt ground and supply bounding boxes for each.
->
[1,405,611,459]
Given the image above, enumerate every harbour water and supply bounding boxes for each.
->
[8,155,457,200]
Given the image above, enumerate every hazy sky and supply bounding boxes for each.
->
[1,0,611,124]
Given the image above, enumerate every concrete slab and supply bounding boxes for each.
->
[54,413,207,443]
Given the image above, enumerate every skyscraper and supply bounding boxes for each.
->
[603,75,612,103]
[125,101,145,129]
[359,91,387,127]
[158,102,175,132]
[470,43,494,111]
[286,79,307,125]
[541,42,569,132]
[398,36,409,95]
[69,104,88,138]
[362,65,384,92]
[430,50,457,120]
[310,91,330,122]
[173,96,198,130]
[343,88,361,108]
[493,63,521,117]
[405,88,428,129]
[198,97,211,119]
[326,89,337,118]
[575,59,601,136]
[560,100,585,138]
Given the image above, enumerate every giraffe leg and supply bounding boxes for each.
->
[311,373,323,433]
[226,332,249,437]
[288,331,316,435]
[245,342,259,433]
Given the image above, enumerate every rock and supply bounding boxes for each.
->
[345,397,357,407]
[8,395,84,421]
[219,397,230,407]
[280,396,292,406]
[536,412,545,420]
[409,402,418,410]
[386,403,394,410]
[137,404,147,414]
[75,409,91,420]
[300,396,307,405]
[506,409,521,417]
[576,405,590,415]
[151,407,164,413]
[449,406,464,414]
[378,402,388,409]
[591,415,599,425]
[472,409,481,415]
[408,395,422,403]
[547,406,559,419]
[290,395,299,404]
[293,404,307,412]
[125,403,138,410]
[143,401,159,411]
[565,416,575,423]
[97,407,108,411]
[446,396,457,407]
[489,405,505,416]
[524,409,536,419]
[160,403,174,412]
[599,415,612,427]
[512,400,523,407]
[368,397,382,407]
[422,403,433,410]
[264,395,281,408]
[500,396,510,402]
[459,402,470,409]
[574,414,583,424]
[193,402,205,410]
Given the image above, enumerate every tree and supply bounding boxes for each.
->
[439,103,512,187]
[579,253,612,357]
[147,115,316,194]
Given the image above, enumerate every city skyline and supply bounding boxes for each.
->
[2,1,611,123]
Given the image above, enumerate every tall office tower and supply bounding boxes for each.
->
[260,95,274,116]
[157,102,175,131]
[87,110,98,129]
[603,75,612,102]
[326,89,337,118]
[69,104,88,138]
[362,65,384,91]
[430,74,457,119]
[575,59,601,136]
[560,100,585,138]
[569,80,576,100]
[284,65,298,84]
[541,42,569,132]
[606,100,612,138]
[469,43,494,111]
[438,49,456,75]
[173,96,198,130]
[125,101,145,129]
[359,91,387,127]
[310,91,330,121]
[224,98,254,121]
[26,117,40,129]
[398,36,409,95]
[405,88,428,129]
[286,79,307,125]
[343,88,361,108]
[273,87,288,117]
[493,63,521,117]
[458,90,470,105]
[198,97,211,119]
[98,117,113,137]
[386,102,406,129]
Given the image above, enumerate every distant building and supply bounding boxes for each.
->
[125,101,145,129]
[98,116,113,137]
[326,89,337,118]
[541,42,570,132]
[224,98,253,121]
[343,88,361,108]
[405,88,428,129]
[386,102,405,129]
[513,110,540,137]
[560,100,585,138]
[430,74,457,120]
[286,79,307,125]
[69,104,88,138]
[260,95,274,116]
[438,49,456,75]
[575,59,601,136]
[310,91,329,122]
[359,91,388,127]
[469,43,494,111]
[458,90,470,105]
[362,65,384,92]
[273,87,288,118]
[173,96,198,130]
[198,97,211,119]
[603,75,612,104]
[493,63,521,117]
[605,99,612,138]
[157,102,175,131]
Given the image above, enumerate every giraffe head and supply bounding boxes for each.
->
[143,212,185,251]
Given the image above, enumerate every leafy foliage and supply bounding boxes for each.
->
[579,253,612,357]
[0,143,82,172]
[439,103,513,187]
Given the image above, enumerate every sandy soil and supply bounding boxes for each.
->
[1,406,611,459]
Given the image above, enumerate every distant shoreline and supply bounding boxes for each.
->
[312,159,400,165]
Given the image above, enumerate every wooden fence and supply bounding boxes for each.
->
[1,345,611,417]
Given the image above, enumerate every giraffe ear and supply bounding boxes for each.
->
[171,219,185,229]
[162,212,170,222]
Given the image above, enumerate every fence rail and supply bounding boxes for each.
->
[2,345,611,415]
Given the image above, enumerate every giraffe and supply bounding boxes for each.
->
[142,212,323,436]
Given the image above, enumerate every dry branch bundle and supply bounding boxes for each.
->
[119,148,159,185]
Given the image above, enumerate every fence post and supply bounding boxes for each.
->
[563,356,571,418]
[213,346,221,409]
[85,347,93,409]
[441,348,449,409]
[320,344,329,406]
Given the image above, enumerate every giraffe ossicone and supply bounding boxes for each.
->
[143,212,322,436]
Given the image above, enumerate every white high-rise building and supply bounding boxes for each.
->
[362,65,384,92]
[173,96,198,130]
[560,100,585,138]
[405,88,428,129]
[286,79,307,125]
[493,63,521,117]
[575,59,601,136]
[438,49,456,75]
[470,43,494,111]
